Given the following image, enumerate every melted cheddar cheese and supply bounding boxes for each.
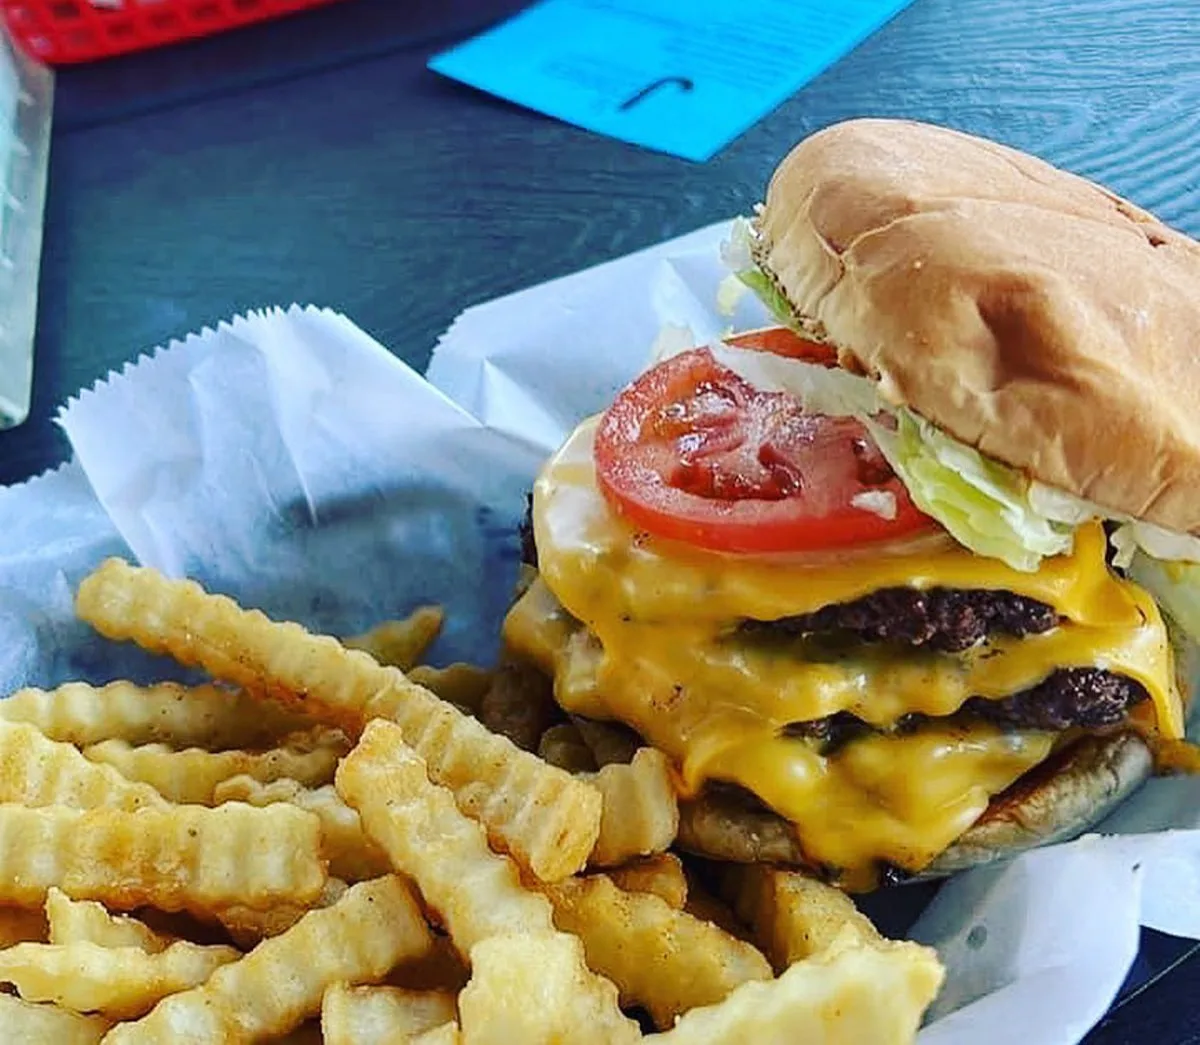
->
[506,417,1182,885]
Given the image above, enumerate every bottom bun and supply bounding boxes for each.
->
[920,730,1152,877]
[674,731,1153,884]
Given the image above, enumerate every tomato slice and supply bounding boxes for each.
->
[724,326,839,364]
[593,332,934,554]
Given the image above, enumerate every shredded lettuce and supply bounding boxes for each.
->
[719,217,800,330]
[732,269,798,329]
[720,215,758,273]
[706,341,881,419]
[715,275,748,317]
[1130,554,1200,646]
[1121,520,1200,565]
[872,413,1075,572]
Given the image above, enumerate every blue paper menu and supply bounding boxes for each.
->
[429,0,919,162]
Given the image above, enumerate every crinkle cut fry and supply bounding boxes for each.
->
[460,932,639,1045]
[320,984,457,1045]
[0,721,166,812]
[0,680,309,749]
[335,720,554,952]
[345,606,445,671]
[212,777,391,883]
[74,560,369,732]
[46,888,172,952]
[606,853,688,909]
[0,991,111,1043]
[537,872,772,1030]
[76,559,601,881]
[336,722,639,1045]
[102,876,434,1044]
[0,802,325,913]
[0,939,240,1019]
[585,748,679,868]
[82,740,340,805]
[721,864,881,971]
[645,931,945,1045]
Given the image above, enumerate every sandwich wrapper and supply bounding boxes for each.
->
[0,224,1192,1042]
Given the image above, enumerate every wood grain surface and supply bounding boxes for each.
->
[4,0,1200,1039]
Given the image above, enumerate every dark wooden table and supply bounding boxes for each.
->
[6,0,1200,1039]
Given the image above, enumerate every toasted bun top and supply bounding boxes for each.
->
[756,118,1200,534]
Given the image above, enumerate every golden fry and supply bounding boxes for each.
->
[647,931,945,1045]
[83,740,340,805]
[46,889,171,953]
[355,685,602,882]
[216,878,348,949]
[336,721,555,951]
[459,932,638,1045]
[0,802,325,912]
[213,777,391,883]
[538,872,771,1029]
[721,865,880,971]
[104,876,434,1044]
[478,661,557,752]
[0,680,308,750]
[408,664,494,716]
[337,723,653,1041]
[77,559,602,881]
[0,722,165,812]
[586,748,678,867]
[606,853,688,909]
[0,992,110,1043]
[537,723,596,773]
[0,905,48,948]
[571,716,640,767]
[0,939,239,1019]
[346,606,445,670]
[320,984,457,1045]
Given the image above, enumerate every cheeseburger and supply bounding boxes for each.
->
[505,119,1200,890]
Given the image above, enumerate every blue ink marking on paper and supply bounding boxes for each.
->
[429,0,919,162]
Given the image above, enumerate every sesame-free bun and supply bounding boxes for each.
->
[755,118,1200,534]
[923,729,1152,877]
[674,730,1152,881]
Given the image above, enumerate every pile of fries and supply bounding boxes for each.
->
[0,557,945,1042]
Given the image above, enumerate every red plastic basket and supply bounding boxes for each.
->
[2,0,348,65]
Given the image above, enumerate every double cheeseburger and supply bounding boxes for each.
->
[505,119,1200,890]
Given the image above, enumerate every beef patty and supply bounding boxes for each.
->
[788,667,1149,747]
[743,586,1060,652]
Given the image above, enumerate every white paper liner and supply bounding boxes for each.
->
[59,306,542,665]
[0,229,1185,1044]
